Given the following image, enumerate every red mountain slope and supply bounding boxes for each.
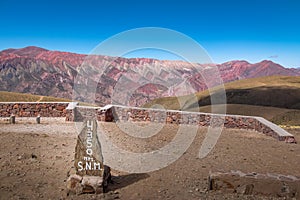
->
[0,46,299,106]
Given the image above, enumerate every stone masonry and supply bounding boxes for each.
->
[0,102,295,143]
[94,105,296,143]
[209,170,300,198]
[0,102,69,117]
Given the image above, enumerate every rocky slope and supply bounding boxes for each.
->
[291,67,300,74]
[0,46,299,106]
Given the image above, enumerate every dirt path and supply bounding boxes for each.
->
[37,96,44,102]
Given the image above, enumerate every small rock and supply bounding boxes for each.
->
[66,174,83,195]
[82,175,104,194]
[200,189,207,194]
[31,154,37,159]
[67,168,76,177]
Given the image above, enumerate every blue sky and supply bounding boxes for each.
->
[0,0,299,67]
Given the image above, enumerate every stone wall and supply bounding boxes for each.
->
[0,102,69,117]
[209,170,300,198]
[6,102,294,143]
[95,105,296,143]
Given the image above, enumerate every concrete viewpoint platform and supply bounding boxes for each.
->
[0,102,296,143]
[67,104,297,143]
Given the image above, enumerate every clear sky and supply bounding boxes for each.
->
[0,0,299,67]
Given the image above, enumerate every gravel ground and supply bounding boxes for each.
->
[0,118,299,199]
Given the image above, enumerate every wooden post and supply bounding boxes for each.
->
[10,114,15,124]
[36,115,41,124]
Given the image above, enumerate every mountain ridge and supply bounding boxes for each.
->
[1,46,297,67]
[0,46,299,106]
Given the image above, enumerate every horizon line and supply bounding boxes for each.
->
[0,45,298,69]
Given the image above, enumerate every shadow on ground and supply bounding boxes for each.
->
[107,173,150,192]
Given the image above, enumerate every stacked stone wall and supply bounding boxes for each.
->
[0,102,69,117]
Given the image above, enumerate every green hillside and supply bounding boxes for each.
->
[144,76,300,126]
[0,91,71,102]
[145,76,300,110]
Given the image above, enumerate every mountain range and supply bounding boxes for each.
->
[0,46,299,106]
